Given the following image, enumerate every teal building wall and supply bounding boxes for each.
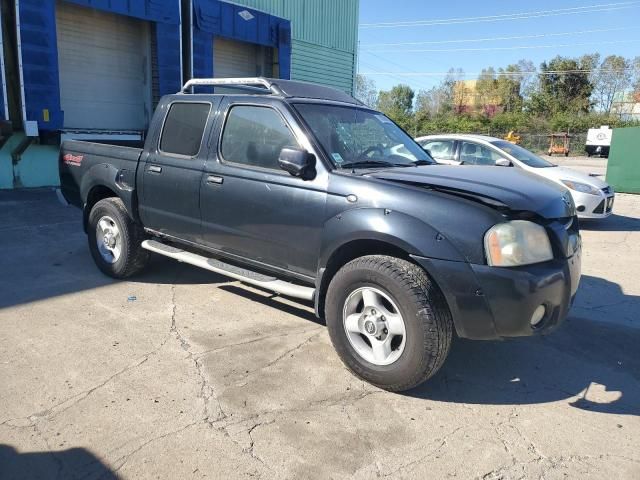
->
[228,0,359,94]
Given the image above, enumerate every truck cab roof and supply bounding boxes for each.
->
[178,77,363,107]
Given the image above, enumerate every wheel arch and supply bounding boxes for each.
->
[314,209,465,319]
[315,237,443,320]
[80,163,138,232]
[83,185,119,232]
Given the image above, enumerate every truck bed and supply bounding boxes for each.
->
[59,140,143,209]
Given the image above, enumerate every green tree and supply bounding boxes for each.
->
[496,65,524,113]
[475,67,497,115]
[530,56,594,115]
[415,86,448,118]
[446,68,468,114]
[631,56,640,95]
[377,84,415,130]
[591,55,631,113]
[354,74,378,108]
[516,59,537,101]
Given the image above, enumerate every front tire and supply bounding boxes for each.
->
[87,198,149,278]
[325,255,452,392]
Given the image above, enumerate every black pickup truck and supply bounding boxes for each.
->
[59,78,581,391]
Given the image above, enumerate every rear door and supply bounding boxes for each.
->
[199,97,328,279]
[139,99,218,241]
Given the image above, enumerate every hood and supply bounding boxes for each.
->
[367,165,575,219]
[536,166,609,189]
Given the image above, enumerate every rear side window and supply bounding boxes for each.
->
[160,102,211,156]
[421,140,456,161]
[220,105,298,170]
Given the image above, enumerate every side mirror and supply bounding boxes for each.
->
[495,158,512,167]
[278,147,316,179]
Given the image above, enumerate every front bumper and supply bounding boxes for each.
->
[571,188,614,219]
[412,250,581,340]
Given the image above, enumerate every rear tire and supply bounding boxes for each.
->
[88,198,149,278]
[325,255,452,392]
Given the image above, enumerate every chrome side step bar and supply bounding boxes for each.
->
[141,240,315,301]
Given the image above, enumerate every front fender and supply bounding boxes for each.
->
[318,207,466,269]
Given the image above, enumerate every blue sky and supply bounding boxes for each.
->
[357,0,640,92]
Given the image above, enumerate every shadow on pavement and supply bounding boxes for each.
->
[579,213,640,232]
[406,275,640,417]
[0,444,118,480]
[0,252,230,310]
[218,284,323,325]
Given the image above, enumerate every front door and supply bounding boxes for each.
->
[139,100,216,241]
[199,98,328,279]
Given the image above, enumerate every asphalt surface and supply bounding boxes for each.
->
[0,187,638,479]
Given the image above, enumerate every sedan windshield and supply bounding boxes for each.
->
[491,140,556,168]
[294,103,434,168]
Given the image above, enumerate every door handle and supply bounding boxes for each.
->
[206,175,224,185]
[148,165,162,174]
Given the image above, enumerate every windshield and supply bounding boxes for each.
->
[491,140,556,168]
[294,103,434,168]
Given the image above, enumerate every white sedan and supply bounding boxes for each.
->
[416,134,614,219]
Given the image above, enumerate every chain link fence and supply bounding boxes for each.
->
[464,131,588,156]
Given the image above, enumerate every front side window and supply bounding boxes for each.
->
[421,140,456,162]
[294,104,433,168]
[160,102,211,156]
[490,140,556,168]
[220,105,299,170]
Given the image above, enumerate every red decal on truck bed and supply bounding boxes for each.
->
[63,154,83,166]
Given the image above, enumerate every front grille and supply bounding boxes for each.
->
[593,200,605,214]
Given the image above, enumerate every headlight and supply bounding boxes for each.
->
[485,220,553,267]
[561,179,600,196]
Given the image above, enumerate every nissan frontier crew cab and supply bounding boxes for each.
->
[59,78,582,392]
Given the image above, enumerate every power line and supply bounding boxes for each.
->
[361,51,443,90]
[362,52,431,89]
[359,60,418,87]
[360,27,638,48]
[359,1,639,28]
[360,68,637,78]
[360,39,640,54]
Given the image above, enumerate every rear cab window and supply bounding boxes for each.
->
[160,102,211,157]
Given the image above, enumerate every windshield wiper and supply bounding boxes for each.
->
[382,159,433,168]
[340,160,400,169]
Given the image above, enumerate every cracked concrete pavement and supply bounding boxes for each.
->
[0,188,639,479]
